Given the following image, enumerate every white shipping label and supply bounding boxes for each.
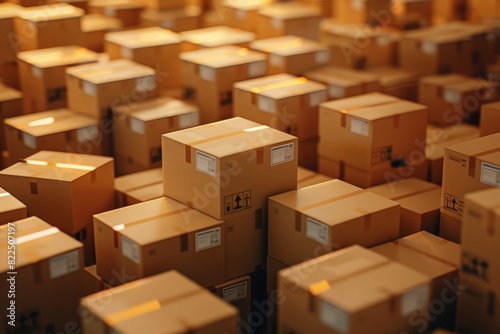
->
[271,18,283,29]
[315,50,330,65]
[236,9,247,21]
[104,7,116,16]
[23,133,36,149]
[130,117,145,135]
[481,162,500,187]
[329,85,346,99]
[269,55,284,67]
[83,82,96,96]
[421,41,437,55]
[401,285,429,316]
[306,217,329,245]
[136,77,157,93]
[200,66,215,82]
[161,19,174,29]
[121,47,133,58]
[196,227,221,252]
[376,35,391,47]
[320,301,349,333]
[121,236,141,264]
[49,250,79,279]
[444,89,460,104]
[271,142,294,166]
[178,113,199,129]
[196,151,217,176]
[309,91,327,108]
[32,67,43,78]
[77,125,99,143]
[350,117,369,136]
[258,95,275,113]
[223,281,248,303]
[248,62,266,77]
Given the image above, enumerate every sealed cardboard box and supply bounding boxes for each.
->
[13,4,84,52]
[297,166,332,189]
[367,178,441,237]
[180,26,256,51]
[4,109,103,166]
[334,0,391,25]
[256,2,321,40]
[0,150,115,235]
[233,74,326,141]
[363,66,419,101]
[268,179,400,266]
[89,0,144,27]
[212,275,251,327]
[480,101,500,136]
[0,84,22,154]
[0,3,22,64]
[112,96,199,175]
[81,13,123,53]
[66,59,157,119]
[140,6,202,32]
[141,0,186,11]
[250,35,330,75]
[221,0,275,33]
[180,46,267,123]
[0,186,27,225]
[80,270,238,334]
[114,167,163,207]
[93,196,225,287]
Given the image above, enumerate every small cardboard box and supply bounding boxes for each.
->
[141,0,186,11]
[0,150,115,235]
[334,0,392,25]
[0,3,22,64]
[112,96,199,175]
[4,109,103,166]
[80,270,238,334]
[221,0,275,33]
[233,74,327,141]
[88,0,144,27]
[256,2,321,40]
[250,35,330,75]
[362,66,419,102]
[105,27,183,90]
[81,14,123,53]
[13,4,84,52]
[211,275,252,326]
[268,179,400,266]
[93,196,225,288]
[66,59,157,119]
[180,46,267,123]
[480,101,500,136]
[0,84,23,153]
[297,166,332,189]
[140,6,202,33]
[0,186,27,225]
[181,25,256,51]
[114,167,163,207]
[367,178,441,237]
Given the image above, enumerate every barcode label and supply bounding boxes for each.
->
[223,281,248,303]
[350,117,369,136]
[178,113,198,129]
[306,217,329,245]
[23,133,36,149]
[77,125,99,143]
[258,96,275,113]
[309,91,327,108]
[196,227,221,252]
[481,162,500,187]
[122,236,141,264]
[200,66,215,82]
[271,142,294,166]
[49,250,79,279]
[401,285,429,316]
[83,82,96,96]
[130,117,145,135]
[196,151,217,176]
[320,301,349,333]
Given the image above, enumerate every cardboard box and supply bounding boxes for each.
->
[233,74,326,141]
[0,84,22,153]
[298,137,319,171]
[0,150,115,235]
[372,231,460,331]
[439,211,461,243]
[93,196,225,287]
[80,270,238,334]
[221,0,275,33]
[140,6,202,33]
[334,0,391,25]
[249,35,329,75]
[181,25,256,51]
[0,60,20,90]
[4,109,103,166]
[180,46,267,123]
[268,179,400,266]
[297,166,332,189]
[88,0,144,27]
[363,66,419,102]
[256,2,321,40]
[141,0,186,11]
[304,66,380,100]
[66,59,157,119]
[0,186,27,225]
[81,14,123,53]
[83,265,112,294]
[298,0,332,17]
[467,0,500,22]
[13,4,84,52]
[480,101,500,136]
[211,275,252,327]
[112,96,199,175]
[433,0,467,24]
[367,178,441,237]
[389,0,433,29]
[47,0,89,11]
[266,255,288,293]
[0,3,22,64]
[114,167,163,207]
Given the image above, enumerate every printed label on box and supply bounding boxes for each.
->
[121,47,132,58]
[83,82,96,96]
[196,227,221,252]
[271,142,294,166]
[443,193,464,216]
[271,18,283,29]
[401,285,429,316]
[224,190,251,214]
[77,125,99,143]
[320,301,349,333]
[161,20,174,29]
[329,85,345,99]
[32,67,43,78]
[258,96,275,113]
[223,281,248,303]
[200,66,215,82]
[121,236,141,264]
[480,162,500,187]
[376,35,391,47]
[236,9,247,20]
[104,7,116,16]
[372,145,392,165]
[179,113,198,128]
[421,41,437,55]
[23,133,36,149]
[270,55,284,67]
[130,117,145,135]
[444,89,460,104]
[136,76,156,93]
[350,117,369,136]
[315,50,330,65]
[309,91,327,108]
[49,250,79,279]
[248,61,266,77]
[306,217,329,245]
[196,151,217,176]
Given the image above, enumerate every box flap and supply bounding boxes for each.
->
[66,59,155,84]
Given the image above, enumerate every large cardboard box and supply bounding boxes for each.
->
[0,186,27,225]
[0,3,22,64]
[256,2,321,40]
[363,66,419,102]
[112,96,199,175]
[233,74,327,141]
[81,14,123,53]
[114,167,163,207]
[0,150,115,235]
[211,275,252,328]
[180,46,267,123]
[80,270,238,334]
[13,4,84,52]
[88,0,144,27]
[66,59,157,119]
[180,25,256,51]
[139,6,202,33]
[268,179,400,266]
[249,35,330,75]
[367,178,441,237]
[297,166,332,189]
[480,101,500,136]
[221,0,275,33]
[93,196,225,288]
[0,84,22,154]
[334,0,391,25]
[4,109,103,166]
[105,27,183,91]
[372,231,460,332]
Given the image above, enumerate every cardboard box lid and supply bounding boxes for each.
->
[325,23,400,41]
[81,13,123,32]
[0,3,23,19]
[465,187,500,215]
[234,73,296,91]
[105,27,182,49]
[446,132,500,158]
[181,26,255,48]
[320,92,400,113]
[426,124,480,160]
[113,96,199,122]
[419,73,469,87]
[17,46,98,68]
[0,150,113,182]
[140,6,202,21]
[180,45,266,68]
[250,35,328,56]
[93,197,223,246]
[115,168,163,194]
[241,76,326,100]
[398,231,461,267]
[126,182,163,203]
[346,100,427,121]
[4,109,98,137]
[305,66,379,88]
[258,2,322,19]
[0,187,26,213]
[89,0,144,10]
[66,59,155,84]
[164,117,297,158]
[0,84,22,102]
[223,0,274,11]
[404,28,471,44]
[18,3,84,22]
[363,66,418,87]
[0,216,82,272]
[445,79,500,95]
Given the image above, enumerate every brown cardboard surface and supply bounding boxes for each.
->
[181,25,255,50]
[297,166,332,189]
[362,66,419,101]
[114,167,163,207]
[141,0,186,10]
[0,84,22,154]
[89,0,144,27]
[221,0,275,32]
[439,211,461,243]
[82,14,123,53]
[334,0,391,25]
[0,3,22,64]
[266,255,288,293]
[212,275,252,326]
[298,137,319,171]
[140,6,202,33]
[480,101,500,136]
[0,186,27,226]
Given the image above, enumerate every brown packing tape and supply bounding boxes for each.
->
[338,99,398,128]
[391,240,459,269]
[121,181,163,194]
[354,208,372,231]
[487,210,497,236]
[468,146,500,178]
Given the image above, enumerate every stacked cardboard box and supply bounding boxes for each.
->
[114,167,163,207]
[0,186,27,225]
[363,66,419,101]
[139,5,201,32]
[0,84,23,166]
[180,25,256,51]
[0,3,22,89]
[297,166,332,189]
[480,101,500,136]
[334,0,391,25]
[88,0,145,27]
[81,14,123,53]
